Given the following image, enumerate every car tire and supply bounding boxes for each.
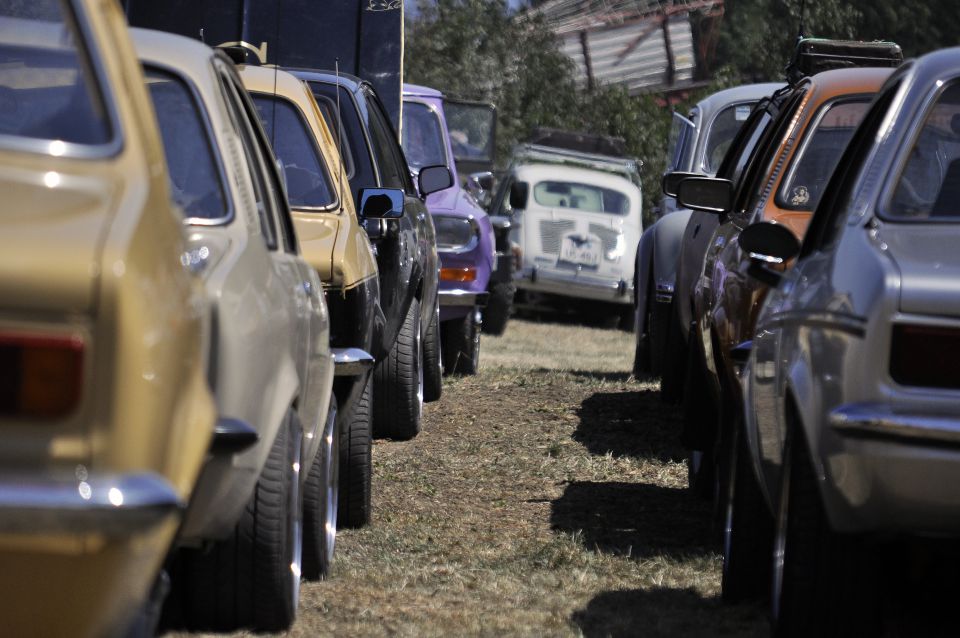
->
[721,421,773,603]
[483,280,514,336]
[423,299,443,403]
[686,449,715,501]
[442,308,480,375]
[373,297,423,440]
[179,410,302,632]
[771,419,879,638]
[648,298,669,376]
[338,374,372,528]
[302,397,339,580]
[660,299,685,404]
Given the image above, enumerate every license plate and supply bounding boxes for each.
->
[559,234,600,266]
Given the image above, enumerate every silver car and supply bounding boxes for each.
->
[135,30,336,632]
[734,47,960,636]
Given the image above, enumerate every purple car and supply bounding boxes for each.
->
[402,84,495,375]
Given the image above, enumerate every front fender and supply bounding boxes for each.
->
[652,209,693,291]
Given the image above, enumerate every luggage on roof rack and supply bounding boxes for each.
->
[785,38,903,84]
[528,127,627,157]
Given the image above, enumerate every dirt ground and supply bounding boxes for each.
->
[176,318,769,637]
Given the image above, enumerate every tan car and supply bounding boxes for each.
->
[238,64,382,529]
[134,30,338,632]
[0,2,215,637]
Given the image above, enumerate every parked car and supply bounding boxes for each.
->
[732,46,960,637]
[0,4,216,637]
[135,31,337,632]
[292,69,446,440]
[633,83,779,381]
[495,143,642,325]
[238,65,380,535]
[402,84,495,374]
[677,66,891,602]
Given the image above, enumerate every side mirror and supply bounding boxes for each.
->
[509,182,529,210]
[739,221,801,287]
[359,187,404,219]
[662,171,701,197]
[677,177,733,214]
[418,165,454,197]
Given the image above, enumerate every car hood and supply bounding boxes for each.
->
[426,186,485,218]
[884,224,960,317]
[0,167,117,315]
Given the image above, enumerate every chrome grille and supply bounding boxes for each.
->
[589,223,622,256]
[539,219,576,254]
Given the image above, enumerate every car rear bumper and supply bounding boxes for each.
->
[516,266,632,305]
[820,402,960,535]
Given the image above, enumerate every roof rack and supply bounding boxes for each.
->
[785,38,903,85]
[510,143,642,188]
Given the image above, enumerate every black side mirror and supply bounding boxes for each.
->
[418,165,454,197]
[677,177,733,214]
[662,171,701,197]
[359,187,404,219]
[509,182,529,210]
[740,221,801,286]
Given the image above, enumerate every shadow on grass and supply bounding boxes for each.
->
[572,588,766,638]
[574,390,685,461]
[551,481,714,559]
[528,367,634,383]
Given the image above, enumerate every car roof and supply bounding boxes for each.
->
[694,82,784,117]
[131,27,216,77]
[801,66,894,97]
[515,163,639,193]
[286,68,365,93]
[403,83,444,99]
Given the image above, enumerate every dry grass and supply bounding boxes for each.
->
[171,318,768,638]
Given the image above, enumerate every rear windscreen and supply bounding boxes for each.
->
[533,181,629,215]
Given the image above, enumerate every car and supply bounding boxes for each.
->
[134,30,337,632]
[633,83,780,382]
[291,69,446,440]
[238,64,382,534]
[0,4,216,637]
[402,84,496,374]
[734,46,960,636]
[495,143,642,325]
[676,66,891,602]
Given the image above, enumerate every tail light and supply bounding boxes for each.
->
[890,324,960,389]
[440,267,477,283]
[0,334,84,419]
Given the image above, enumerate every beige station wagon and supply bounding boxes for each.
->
[134,29,337,632]
[0,3,216,637]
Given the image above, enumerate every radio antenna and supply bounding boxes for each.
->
[797,0,807,40]
[335,58,345,213]
[199,27,205,44]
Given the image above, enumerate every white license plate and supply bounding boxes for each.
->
[559,235,600,266]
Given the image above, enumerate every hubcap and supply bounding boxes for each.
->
[415,321,423,419]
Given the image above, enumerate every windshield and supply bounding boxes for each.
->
[0,0,112,148]
[777,99,871,212]
[702,103,754,174]
[533,180,629,215]
[252,93,335,209]
[146,67,227,220]
[887,82,960,221]
[401,100,447,171]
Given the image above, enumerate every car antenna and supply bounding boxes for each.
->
[335,58,345,213]
[199,27,205,44]
[797,0,806,42]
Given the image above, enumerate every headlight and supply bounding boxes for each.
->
[433,215,479,252]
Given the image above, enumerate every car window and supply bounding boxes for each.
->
[363,89,412,192]
[886,81,960,221]
[313,94,355,180]
[214,64,277,249]
[251,93,336,210]
[776,98,871,212]
[0,0,113,148]
[308,81,376,202]
[702,102,756,173]
[719,109,773,185]
[401,101,447,171]
[533,180,629,215]
[145,67,228,221]
[666,111,695,173]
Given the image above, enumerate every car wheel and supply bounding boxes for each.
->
[338,374,372,528]
[771,420,879,638]
[483,280,515,336]
[373,297,423,440]
[442,307,480,375]
[721,420,773,603]
[422,299,443,403]
[660,298,685,404]
[179,410,303,632]
[302,397,339,580]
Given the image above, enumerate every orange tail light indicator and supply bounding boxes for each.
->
[0,334,84,420]
[440,267,477,283]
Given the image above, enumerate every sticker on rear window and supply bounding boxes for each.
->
[735,105,751,121]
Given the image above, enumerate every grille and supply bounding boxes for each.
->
[539,219,576,254]
[588,223,622,256]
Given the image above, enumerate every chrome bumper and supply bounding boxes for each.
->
[516,267,632,304]
[0,472,181,537]
[332,348,375,376]
[829,403,960,447]
[439,290,489,307]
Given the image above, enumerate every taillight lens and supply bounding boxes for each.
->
[440,267,477,283]
[0,334,84,419]
[890,324,960,389]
